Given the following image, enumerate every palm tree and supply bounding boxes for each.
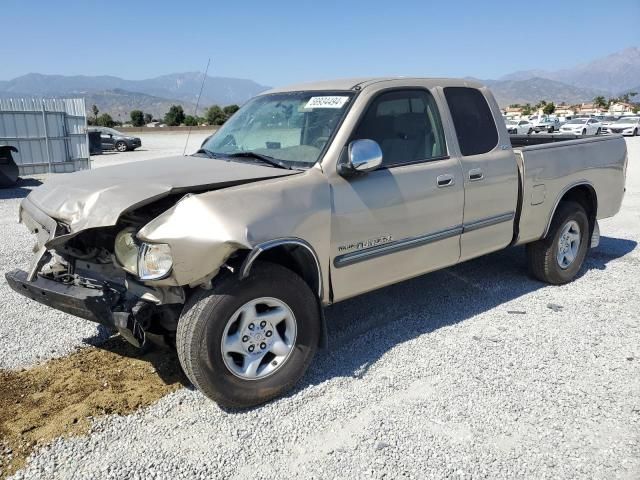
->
[593,96,607,109]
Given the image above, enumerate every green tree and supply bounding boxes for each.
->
[633,104,640,114]
[593,96,607,109]
[522,103,533,116]
[164,105,185,126]
[223,104,240,118]
[91,104,99,123]
[184,115,198,126]
[542,102,556,115]
[96,113,115,127]
[130,110,145,127]
[206,105,226,125]
[534,100,547,111]
[143,113,153,124]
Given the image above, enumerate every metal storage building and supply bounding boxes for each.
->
[0,97,90,175]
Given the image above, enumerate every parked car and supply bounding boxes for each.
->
[88,127,142,152]
[599,116,619,132]
[505,119,533,135]
[531,115,560,133]
[7,78,627,408]
[559,117,602,135]
[602,116,640,136]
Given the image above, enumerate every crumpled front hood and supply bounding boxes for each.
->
[24,155,300,233]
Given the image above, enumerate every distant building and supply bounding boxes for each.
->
[555,106,576,117]
[503,106,524,119]
[608,102,634,115]
[577,103,605,115]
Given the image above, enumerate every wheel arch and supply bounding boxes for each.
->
[543,182,598,238]
[238,237,327,347]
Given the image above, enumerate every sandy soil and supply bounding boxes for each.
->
[0,338,186,478]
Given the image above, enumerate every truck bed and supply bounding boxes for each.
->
[512,134,627,245]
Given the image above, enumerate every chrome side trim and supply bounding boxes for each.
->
[462,211,515,233]
[334,225,463,268]
[239,237,323,299]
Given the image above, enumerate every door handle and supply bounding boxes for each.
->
[437,174,454,187]
[468,168,484,181]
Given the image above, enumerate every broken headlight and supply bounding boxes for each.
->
[114,228,139,274]
[138,243,173,280]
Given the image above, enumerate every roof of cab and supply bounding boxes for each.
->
[263,77,486,94]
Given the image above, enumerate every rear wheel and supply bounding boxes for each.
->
[115,141,128,152]
[526,201,590,285]
[176,262,320,408]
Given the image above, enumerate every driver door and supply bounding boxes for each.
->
[329,88,464,301]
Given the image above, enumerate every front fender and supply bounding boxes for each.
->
[137,168,332,297]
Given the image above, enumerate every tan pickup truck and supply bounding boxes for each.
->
[6,78,627,407]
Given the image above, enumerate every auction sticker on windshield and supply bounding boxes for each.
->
[305,96,350,109]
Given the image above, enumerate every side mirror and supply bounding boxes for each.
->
[339,139,383,176]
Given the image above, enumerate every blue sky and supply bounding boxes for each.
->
[1,0,638,86]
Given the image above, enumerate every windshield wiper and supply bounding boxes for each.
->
[225,151,291,170]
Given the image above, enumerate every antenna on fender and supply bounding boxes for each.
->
[183,58,211,156]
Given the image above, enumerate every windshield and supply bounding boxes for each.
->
[565,119,587,124]
[202,91,354,168]
[615,117,639,124]
[506,120,517,125]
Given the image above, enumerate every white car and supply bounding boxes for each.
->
[505,119,533,135]
[559,117,602,135]
[603,116,640,136]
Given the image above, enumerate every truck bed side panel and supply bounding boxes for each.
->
[515,135,627,245]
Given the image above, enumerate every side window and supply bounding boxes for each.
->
[443,87,499,156]
[352,89,446,167]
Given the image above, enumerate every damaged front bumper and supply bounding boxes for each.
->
[6,269,119,326]
[6,268,181,348]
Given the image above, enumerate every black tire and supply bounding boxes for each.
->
[596,128,601,135]
[115,141,128,152]
[528,128,533,135]
[176,262,320,408]
[526,201,590,285]
[634,128,638,137]
[582,129,587,136]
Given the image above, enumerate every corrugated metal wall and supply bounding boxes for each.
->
[0,98,90,174]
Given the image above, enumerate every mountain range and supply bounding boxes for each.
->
[500,47,640,95]
[0,47,637,116]
[0,73,270,118]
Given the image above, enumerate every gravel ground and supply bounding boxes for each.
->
[4,136,640,479]
[91,130,216,168]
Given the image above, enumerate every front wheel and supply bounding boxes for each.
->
[582,129,587,135]
[115,141,128,152]
[176,262,320,408]
[634,128,638,137]
[596,128,601,135]
[526,201,590,285]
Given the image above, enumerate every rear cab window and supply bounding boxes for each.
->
[443,87,499,156]
[351,89,447,167]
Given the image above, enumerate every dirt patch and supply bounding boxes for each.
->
[0,337,187,478]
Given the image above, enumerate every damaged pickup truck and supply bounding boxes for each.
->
[6,78,627,408]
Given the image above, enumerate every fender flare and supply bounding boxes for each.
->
[542,181,597,238]
[239,237,324,299]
